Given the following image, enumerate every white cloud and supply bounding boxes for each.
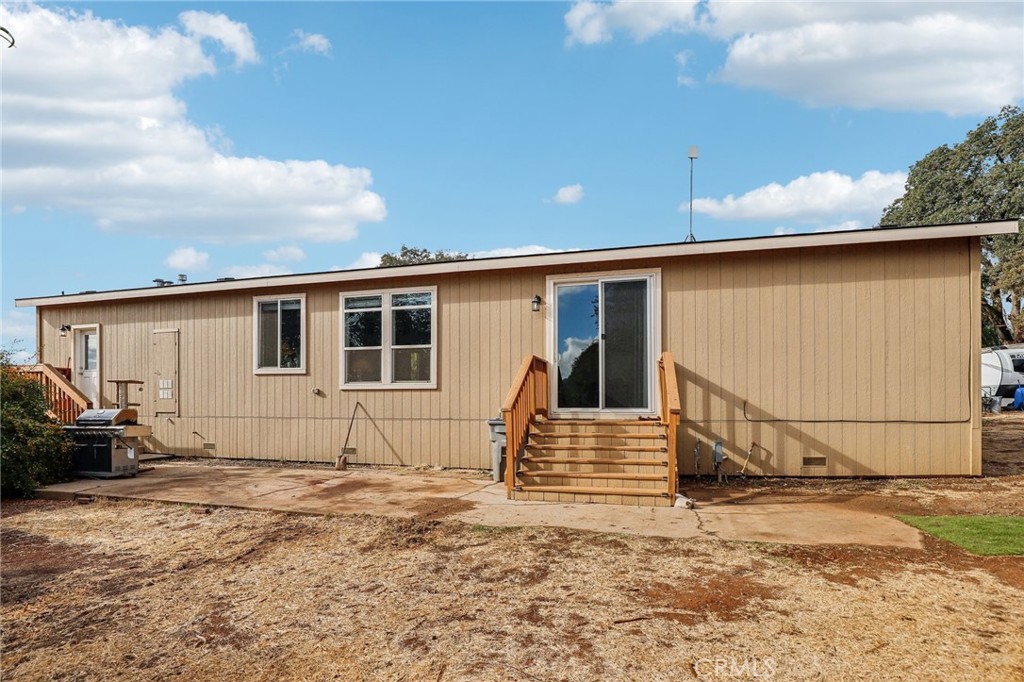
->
[550,184,584,205]
[287,29,331,56]
[674,51,696,87]
[2,309,37,344]
[816,220,865,233]
[565,0,700,45]
[558,336,597,378]
[2,309,38,363]
[564,1,1023,115]
[180,10,259,66]
[343,252,383,270]
[2,4,386,243]
[7,349,34,363]
[775,221,867,236]
[688,170,906,224]
[165,247,210,270]
[471,245,566,259]
[223,264,292,279]
[264,245,306,263]
[719,13,1023,116]
[701,2,1019,40]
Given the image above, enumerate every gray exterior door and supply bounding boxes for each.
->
[152,329,179,415]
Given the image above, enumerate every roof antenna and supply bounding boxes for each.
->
[685,145,699,243]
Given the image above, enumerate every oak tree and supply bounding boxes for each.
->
[881,106,1024,344]
[379,245,469,267]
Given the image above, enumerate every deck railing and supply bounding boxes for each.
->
[657,351,681,498]
[19,363,92,424]
[501,355,549,498]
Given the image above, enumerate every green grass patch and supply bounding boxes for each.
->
[897,515,1024,556]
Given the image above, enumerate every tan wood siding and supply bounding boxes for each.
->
[663,239,976,476]
[36,237,978,476]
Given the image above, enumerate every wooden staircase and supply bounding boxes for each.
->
[17,363,92,424]
[515,417,673,506]
[501,354,681,507]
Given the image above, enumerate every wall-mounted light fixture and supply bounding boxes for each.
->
[531,295,542,313]
[59,324,72,337]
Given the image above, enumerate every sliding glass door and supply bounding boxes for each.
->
[553,274,655,413]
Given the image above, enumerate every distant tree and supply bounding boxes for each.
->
[379,245,469,267]
[880,105,1024,345]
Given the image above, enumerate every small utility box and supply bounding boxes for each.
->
[486,416,507,482]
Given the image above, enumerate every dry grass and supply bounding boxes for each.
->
[3,416,1022,681]
[3,499,1022,682]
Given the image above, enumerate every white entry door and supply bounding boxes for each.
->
[74,326,100,407]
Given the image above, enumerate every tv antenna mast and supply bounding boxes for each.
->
[685,145,699,242]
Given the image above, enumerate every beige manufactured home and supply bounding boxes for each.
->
[16,220,1018,505]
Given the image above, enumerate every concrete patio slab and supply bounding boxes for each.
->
[697,502,922,549]
[35,463,922,548]
[37,464,487,518]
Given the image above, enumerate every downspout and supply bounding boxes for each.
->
[35,307,43,363]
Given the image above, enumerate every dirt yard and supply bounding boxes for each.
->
[2,416,1022,681]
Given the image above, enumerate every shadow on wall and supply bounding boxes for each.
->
[672,363,960,477]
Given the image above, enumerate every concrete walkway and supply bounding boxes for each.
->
[37,463,922,548]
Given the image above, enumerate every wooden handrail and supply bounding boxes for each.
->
[658,351,681,420]
[501,355,549,498]
[18,363,92,424]
[657,351,681,499]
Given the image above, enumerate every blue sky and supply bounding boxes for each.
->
[3,1,1023,358]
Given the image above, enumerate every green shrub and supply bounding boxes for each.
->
[1,350,74,497]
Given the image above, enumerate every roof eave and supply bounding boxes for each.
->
[14,219,1019,308]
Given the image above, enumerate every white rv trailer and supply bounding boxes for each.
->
[981,344,1024,408]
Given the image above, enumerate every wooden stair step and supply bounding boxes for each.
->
[526,444,666,452]
[516,485,669,498]
[535,419,664,427]
[530,432,665,440]
[518,471,667,481]
[521,457,668,466]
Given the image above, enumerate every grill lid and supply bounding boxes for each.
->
[75,408,138,426]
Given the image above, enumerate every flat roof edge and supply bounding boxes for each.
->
[15,219,1019,308]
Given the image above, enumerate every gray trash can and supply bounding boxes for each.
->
[486,416,507,482]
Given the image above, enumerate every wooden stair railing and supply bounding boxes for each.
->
[501,355,549,498]
[19,363,92,424]
[500,352,681,505]
[657,351,681,499]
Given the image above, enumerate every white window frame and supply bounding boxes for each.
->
[340,286,437,390]
[545,268,661,419]
[252,293,307,375]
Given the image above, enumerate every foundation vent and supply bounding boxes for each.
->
[802,456,827,468]
[202,442,216,450]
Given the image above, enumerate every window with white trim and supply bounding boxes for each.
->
[342,287,436,388]
[253,294,306,374]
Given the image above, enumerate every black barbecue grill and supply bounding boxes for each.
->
[64,408,152,478]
